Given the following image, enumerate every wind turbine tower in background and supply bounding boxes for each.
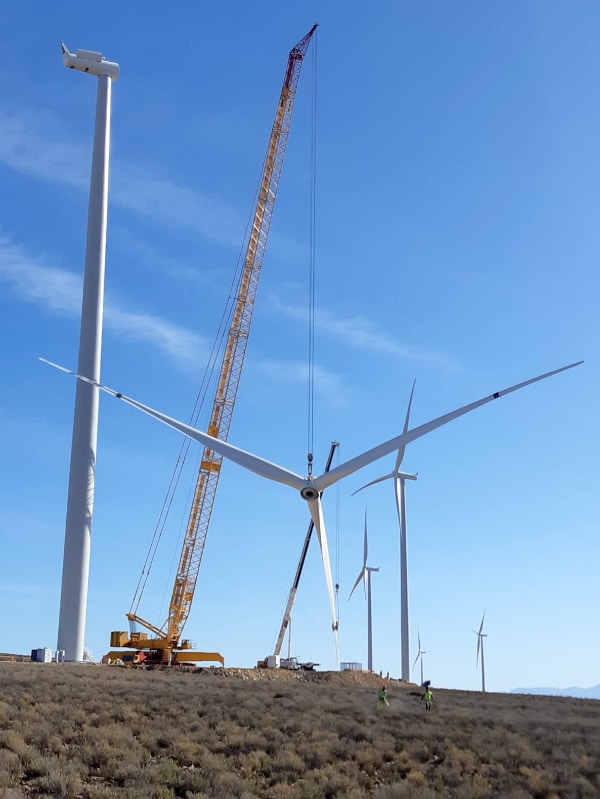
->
[349,510,379,672]
[412,629,426,686]
[474,610,487,693]
[56,44,119,662]
[353,382,417,682]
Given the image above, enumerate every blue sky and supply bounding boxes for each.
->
[0,2,597,693]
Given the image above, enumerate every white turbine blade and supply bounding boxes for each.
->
[314,361,582,492]
[348,567,366,601]
[392,475,404,540]
[394,379,416,471]
[476,634,481,666]
[398,476,407,548]
[479,610,486,634]
[306,495,339,662]
[41,360,308,492]
[351,472,395,496]
[353,470,416,497]
[417,630,421,651]
[363,510,369,567]
[412,650,421,670]
[348,569,367,602]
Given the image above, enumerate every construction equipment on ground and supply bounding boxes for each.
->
[279,656,319,671]
[257,441,338,670]
[105,24,318,667]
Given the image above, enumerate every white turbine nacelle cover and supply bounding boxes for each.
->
[77,49,103,61]
[61,43,119,80]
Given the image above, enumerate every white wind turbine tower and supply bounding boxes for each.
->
[42,360,581,662]
[56,44,119,663]
[349,509,379,672]
[412,629,426,686]
[474,610,487,693]
[353,381,417,682]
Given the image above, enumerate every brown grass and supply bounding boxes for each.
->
[0,663,598,798]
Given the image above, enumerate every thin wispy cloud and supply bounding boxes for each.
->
[111,227,217,289]
[0,582,41,595]
[268,295,457,368]
[253,358,347,406]
[112,168,243,247]
[0,238,208,367]
[0,109,89,189]
[0,107,245,248]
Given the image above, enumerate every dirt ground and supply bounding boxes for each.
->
[198,665,420,690]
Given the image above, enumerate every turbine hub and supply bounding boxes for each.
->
[300,485,319,501]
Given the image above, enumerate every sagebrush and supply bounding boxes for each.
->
[0,664,599,798]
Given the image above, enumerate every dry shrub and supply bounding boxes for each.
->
[0,750,21,788]
[170,737,207,766]
[518,765,554,798]
[196,748,227,775]
[209,768,245,798]
[571,775,598,797]
[28,757,82,799]
[150,757,183,786]
[354,743,384,769]
[239,747,270,777]
[19,748,48,780]
[446,743,477,775]
[25,725,63,756]
[300,745,326,770]
[270,745,305,777]
[373,783,437,798]
[405,768,426,787]
[147,788,174,799]
[0,731,29,759]
[307,762,356,796]
[453,772,494,799]
[2,664,600,798]
[267,782,299,799]
[577,753,598,778]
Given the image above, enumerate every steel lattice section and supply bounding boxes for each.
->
[164,31,316,643]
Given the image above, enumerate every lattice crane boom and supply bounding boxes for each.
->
[118,25,317,662]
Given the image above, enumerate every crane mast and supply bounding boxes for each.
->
[111,25,318,665]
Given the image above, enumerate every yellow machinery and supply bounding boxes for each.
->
[105,25,317,667]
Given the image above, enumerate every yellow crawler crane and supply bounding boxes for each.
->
[105,24,318,667]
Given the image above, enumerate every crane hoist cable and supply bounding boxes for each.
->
[334,443,341,628]
[306,33,318,468]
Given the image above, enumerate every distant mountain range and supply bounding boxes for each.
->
[511,684,600,700]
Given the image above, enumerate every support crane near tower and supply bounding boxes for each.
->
[105,24,318,666]
[258,441,339,670]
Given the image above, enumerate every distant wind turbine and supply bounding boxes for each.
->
[41,358,581,662]
[353,380,417,682]
[474,610,487,693]
[412,629,426,686]
[349,509,379,672]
